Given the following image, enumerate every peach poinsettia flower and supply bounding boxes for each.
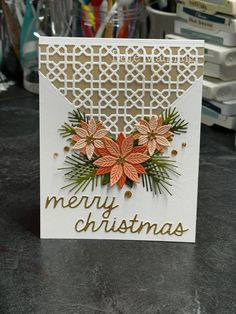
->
[135,116,173,155]
[94,133,150,188]
[71,119,108,160]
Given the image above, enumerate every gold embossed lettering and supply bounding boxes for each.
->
[171,223,188,236]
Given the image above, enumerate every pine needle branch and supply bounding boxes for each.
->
[59,152,96,192]
[59,122,75,138]
[59,152,110,193]
[59,109,88,138]
[68,109,88,126]
[142,152,180,195]
[162,107,188,135]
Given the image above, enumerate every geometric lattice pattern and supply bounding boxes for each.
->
[39,39,204,135]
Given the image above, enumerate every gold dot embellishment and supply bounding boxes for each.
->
[64,146,70,152]
[124,191,132,199]
[182,142,187,148]
[171,150,178,157]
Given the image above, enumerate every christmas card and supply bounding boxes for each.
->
[39,37,204,242]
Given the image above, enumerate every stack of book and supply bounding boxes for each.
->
[166,0,236,131]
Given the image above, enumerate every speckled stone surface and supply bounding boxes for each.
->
[0,89,236,314]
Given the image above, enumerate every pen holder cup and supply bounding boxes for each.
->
[78,5,147,38]
[146,5,176,39]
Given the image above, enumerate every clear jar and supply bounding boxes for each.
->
[76,2,147,38]
[21,0,69,93]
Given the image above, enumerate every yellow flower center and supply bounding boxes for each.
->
[148,131,157,140]
[117,156,126,164]
[86,135,94,144]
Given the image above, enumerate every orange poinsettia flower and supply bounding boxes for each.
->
[94,133,150,188]
[135,116,173,155]
[71,119,108,160]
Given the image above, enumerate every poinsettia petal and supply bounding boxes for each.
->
[149,116,158,130]
[133,133,140,140]
[96,147,110,156]
[96,166,112,175]
[156,125,172,135]
[118,173,126,188]
[88,119,97,135]
[148,139,157,156]
[80,146,86,155]
[110,164,123,186]
[133,164,146,174]
[94,140,104,148]
[96,122,104,130]
[94,128,108,139]
[156,136,170,147]
[136,125,148,135]
[138,135,148,145]
[125,153,150,164]
[132,145,147,154]
[156,143,165,152]
[86,143,95,160]
[117,133,125,146]
[123,162,139,182]
[121,135,134,156]
[104,137,120,157]
[71,135,80,142]
[164,131,173,138]
[156,116,163,127]
[80,121,88,129]
[74,127,88,138]
[73,139,87,149]
[94,155,117,167]
[139,119,150,128]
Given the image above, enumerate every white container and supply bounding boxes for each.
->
[204,62,236,81]
[180,0,236,17]
[203,77,236,102]
[175,19,236,46]
[177,3,236,34]
[202,105,236,131]
[146,5,176,39]
[203,98,236,116]
[166,33,236,66]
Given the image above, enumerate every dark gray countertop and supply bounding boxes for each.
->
[0,88,235,314]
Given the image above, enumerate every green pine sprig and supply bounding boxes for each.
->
[59,109,87,138]
[162,107,188,135]
[68,109,88,126]
[142,152,179,195]
[59,122,75,138]
[59,152,98,193]
[59,152,111,193]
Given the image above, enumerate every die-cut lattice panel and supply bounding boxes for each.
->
[39,39,204,135]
